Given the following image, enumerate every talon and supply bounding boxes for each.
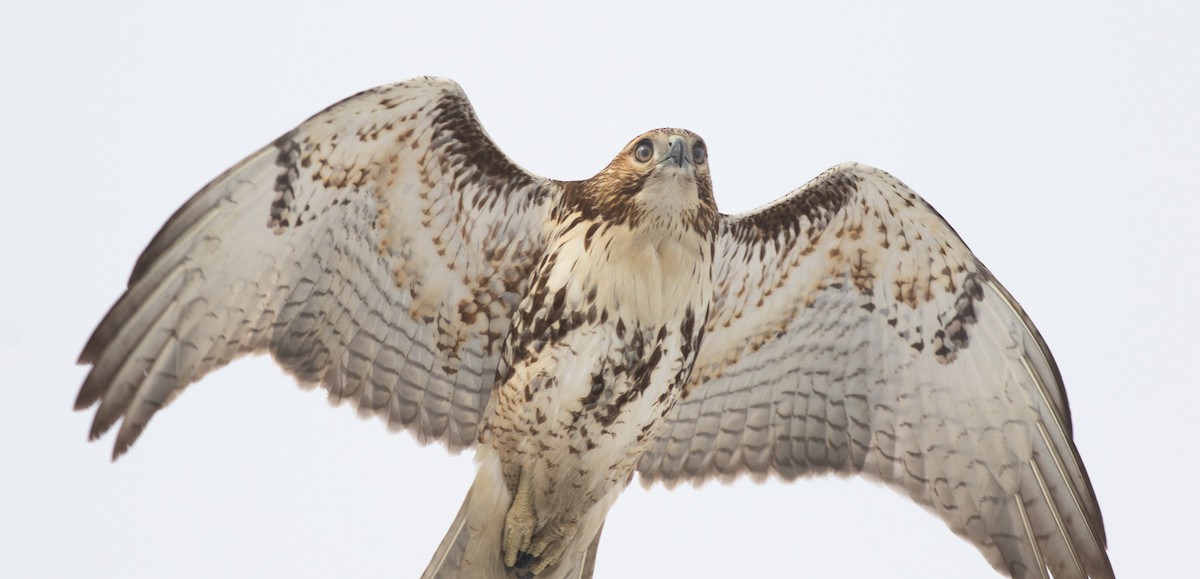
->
[500,467,582,574]
[503,467,537,568]
[527,515,579,574]
[513,552,536,570]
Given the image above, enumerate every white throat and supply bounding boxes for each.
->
[547,215,712,328]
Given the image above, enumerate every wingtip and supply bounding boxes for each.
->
[86,421,132,462]
[80,412,127,462]
[78,317,117,367]
[85,398,132,448]
[86,416,109,443]
[74,371,105,412]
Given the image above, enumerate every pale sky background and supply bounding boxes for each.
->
[2,2,1196,577]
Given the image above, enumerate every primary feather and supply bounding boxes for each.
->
[77,77,1112,578]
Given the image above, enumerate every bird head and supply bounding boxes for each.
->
[567,128,718,235]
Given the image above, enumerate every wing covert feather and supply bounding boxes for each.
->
[77,77,560,457]
[638,163,1112,578]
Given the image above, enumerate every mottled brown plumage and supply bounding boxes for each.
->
[77,77,1112,578]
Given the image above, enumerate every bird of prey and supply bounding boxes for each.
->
[76,77,1113,578]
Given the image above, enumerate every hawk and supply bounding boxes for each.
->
[76,77,1113,578]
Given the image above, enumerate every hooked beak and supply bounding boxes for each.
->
[663,135,688,167]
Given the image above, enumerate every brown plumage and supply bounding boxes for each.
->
[77,77,1112,578]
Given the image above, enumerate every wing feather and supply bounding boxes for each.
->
[77,77,561,458]
[638,163,1112,578]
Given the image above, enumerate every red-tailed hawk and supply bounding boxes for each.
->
[76,77,1113,578]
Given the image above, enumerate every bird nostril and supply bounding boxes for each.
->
[670,140,685,165]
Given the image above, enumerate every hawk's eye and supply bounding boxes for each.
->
[692,142,707,165]
[633,140,654,163]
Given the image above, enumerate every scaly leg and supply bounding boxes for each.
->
[526,514,580,575]
[503,466,537,568]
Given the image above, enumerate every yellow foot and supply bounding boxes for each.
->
[526,515,580,575]
[502,467,536,568]
[501,466,582,575]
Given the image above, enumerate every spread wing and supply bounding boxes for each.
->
[77,77,561,458]
[638,164,1113,578]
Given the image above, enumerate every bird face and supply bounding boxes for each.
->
[572,128,717,233]
[626,129,709,173]
[621,129,711,194]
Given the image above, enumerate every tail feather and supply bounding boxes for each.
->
[577,524,603,579]
[423,454,603,579]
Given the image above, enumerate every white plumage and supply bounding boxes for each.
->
[77,77,1112,578]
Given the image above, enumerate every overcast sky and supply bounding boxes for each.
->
[3,2,1196,577]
